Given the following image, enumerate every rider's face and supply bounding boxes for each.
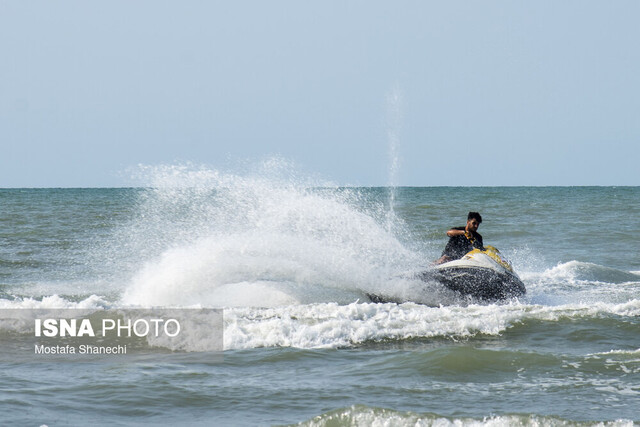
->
[466,218,480,233]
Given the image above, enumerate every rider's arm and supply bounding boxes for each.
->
[446,228,465,237]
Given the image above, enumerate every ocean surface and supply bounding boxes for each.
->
[1,168,639,426]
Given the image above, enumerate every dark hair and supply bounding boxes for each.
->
[467,212,482,223]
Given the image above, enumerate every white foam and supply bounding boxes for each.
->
[592,348,640,356]
[222,299,640,350]
[297,405,635,427]
[525,261,640,285]
[0,294,107,310]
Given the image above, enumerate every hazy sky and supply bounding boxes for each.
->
[1,1,639,187]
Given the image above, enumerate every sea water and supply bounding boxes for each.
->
[1,165,638,426]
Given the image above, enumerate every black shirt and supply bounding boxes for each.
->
[441,226,484,260]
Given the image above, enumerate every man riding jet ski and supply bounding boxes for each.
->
[367,212,525,304]
[435,211,485,265]
[429,212,525,301]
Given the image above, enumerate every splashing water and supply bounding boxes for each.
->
[118,159,427,308]
[385,83,403,234]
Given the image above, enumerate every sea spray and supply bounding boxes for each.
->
[385,83,403,235]
[119,160,424,307]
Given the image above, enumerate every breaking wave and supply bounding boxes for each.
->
[294,405,635,427]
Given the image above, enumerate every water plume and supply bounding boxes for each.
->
[385,83,403,234]
[119,159,423,307]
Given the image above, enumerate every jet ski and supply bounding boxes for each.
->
[367,246,525,304]
[419,246,526,301]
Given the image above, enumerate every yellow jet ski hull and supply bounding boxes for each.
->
[425,246,526,301]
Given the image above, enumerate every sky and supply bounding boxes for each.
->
[1,1,639,187]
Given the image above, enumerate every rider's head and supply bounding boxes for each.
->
[466,212,482,232]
